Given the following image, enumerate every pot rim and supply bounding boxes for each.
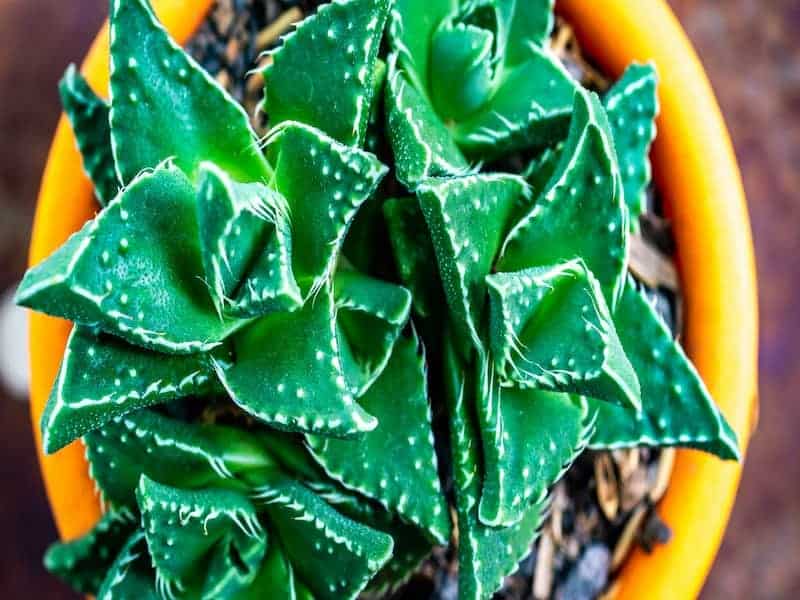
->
[27,1,758,599]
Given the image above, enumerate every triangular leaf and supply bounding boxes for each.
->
[333,270,412,395]
[41,325,218,453]
[217,286,378,437]
[85,409,277,508]
[109,0,269,183]
[385,54,470,188]
[96,531,159,600]
[16,164,238,354]
[590,278,739,459]
[604,63,659,230]
[260,478,393,600]
[136,476,266,599]
[486,261,640,409]
[308,333,450,544]
[44,508,137,595]
[475,358,592,527]
[417,173,530,356]
[307,478,436,594]
[429,22,494,122]
[59,65,118,206]
[266,121,387,296]
[498,87,629,307]
[196,162,302,318]
[263,0,390,146]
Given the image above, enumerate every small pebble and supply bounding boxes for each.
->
[554,544,611,600]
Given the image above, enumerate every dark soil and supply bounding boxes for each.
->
[185,2,680,599]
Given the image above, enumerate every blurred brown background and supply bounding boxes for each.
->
[0,0,797,597]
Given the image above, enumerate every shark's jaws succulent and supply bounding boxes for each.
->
[21,0,738,598]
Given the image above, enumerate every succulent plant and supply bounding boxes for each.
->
[21,0,738,598]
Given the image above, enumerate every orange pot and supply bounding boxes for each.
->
[27,0,758,598]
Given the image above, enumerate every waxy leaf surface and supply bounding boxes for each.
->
[418,173,530,355]
[385,54,470,187]
[266,122,387,296]
[499,88,628,308]
[486,261,640,409]
[264,0,391,147]
[42,326,217,453]
[85,410,276,508]
[591,278,739,459]
[475,357,592,527]
[59,65,118,206]
[109,0,269,183]
[444,340,546,600]
[333,270,412,395]
[261,478,394,600]
[17,165,238,354]
[217,287,378,437]
[196,162,301,318]
[44,508,137,595]
[383,196,442,318]
[604,63,658,230]
[308,334,449,543]
[96,532,159,600]
[137,477,267,599]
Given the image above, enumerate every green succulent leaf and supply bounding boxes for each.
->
[498,0,555,64]
[266,121,387,297]
[383,196,443,318]
[385,53,470,188]
[389,0,456,91]
[604,63,659,230]
[196,162,302,318]
[522,141,564,198]
[591,278,740,459]
[486,261,641,409]
[260,478,394,599]
[453,44,576,157]
[308,332,450,544]
[59,65,118,206]
[16,164,239,354]
[109,0,269,184]
[85,409,277,508]
[429,22,494,122]
[475,357,592,527]
[498,87,629,307]
[444,339,546,600]
[309,480,436,593]
[136,476,267,599]
[263,0,390,147]
[367,521,435,594]
[41,325,218,454]
[96,531,159,600]
[232,538,300,600]
[333,270,412,395]
[44,508,138,595]
[217,285,378,437]
[417,173,531,356]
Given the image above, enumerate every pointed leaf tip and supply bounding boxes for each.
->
[59,64,118,206]
[486,260,641,410]
[309,333,451,545]
[109,0,269,183]
[264,0,391,146]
